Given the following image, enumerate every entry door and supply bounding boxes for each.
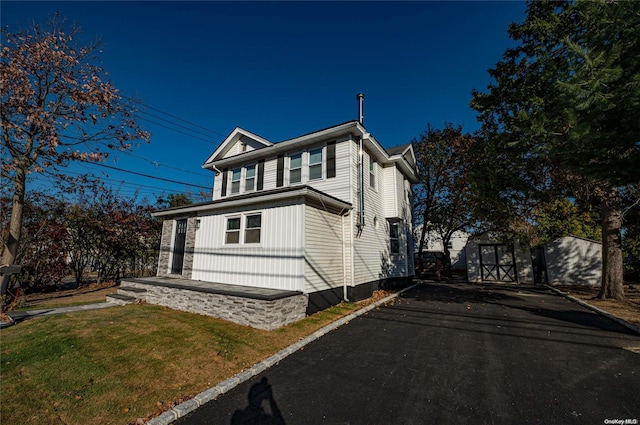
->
[171,219,188,274]
[479,244,516,282]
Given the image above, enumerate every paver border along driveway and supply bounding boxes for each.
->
[173,282,640,425]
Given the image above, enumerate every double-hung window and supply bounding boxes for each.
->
[390,223,400,254]
[369,156,376,189]
[231,168,241,194]
[225,213,262,245]
[245,164,256,192]
[309,148,323,180]
[226,217,241,244]
[290,153,302,184]
[245,214,262,244]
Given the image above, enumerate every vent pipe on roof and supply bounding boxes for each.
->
[357,93,365,125]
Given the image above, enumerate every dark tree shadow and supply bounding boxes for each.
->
[231,377,285,425]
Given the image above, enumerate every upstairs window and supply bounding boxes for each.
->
[231,168,241,194]
[245,214,262,243]
[245,164,256,191]
[369,157,376,189]
[390,222,400,254]
[225,217,241,244]
[309,148,323,180]
[290,153,302,184]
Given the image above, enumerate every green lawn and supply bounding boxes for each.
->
[0,302,362,425]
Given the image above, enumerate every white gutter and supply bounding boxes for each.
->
[152,187,352,217]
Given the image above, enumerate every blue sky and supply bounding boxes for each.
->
[2,1,526,203]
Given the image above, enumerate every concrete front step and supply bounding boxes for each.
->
[117,286,147,302]
[106,293,137,306]
[119,286,147,294]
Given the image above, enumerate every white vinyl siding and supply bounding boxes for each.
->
[211,137,352,203]
[304,205,344,293]
[221,137,267,159]
[301,138,352,202]
[191,200,304,291]
[351,142,409,284]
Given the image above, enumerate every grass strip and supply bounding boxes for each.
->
[1,301,363,425]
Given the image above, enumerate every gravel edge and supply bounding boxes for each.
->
[545,284,640,335]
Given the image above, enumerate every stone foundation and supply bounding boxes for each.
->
[123,281,308,331]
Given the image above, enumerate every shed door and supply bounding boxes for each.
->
[171,219,187,274]
[479,244,516,282]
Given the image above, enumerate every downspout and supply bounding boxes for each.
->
[357,135,365,230]
[210,165,222,200]
[356,93,366,231]
[342,214,349,302]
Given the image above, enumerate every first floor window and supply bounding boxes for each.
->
[226,217,241,244]
[290,153,302,184]
[309,147,323,180]
[390,222,400,254]
[231,168,241,194]
[245,214,262,243]
[245,164,256,191]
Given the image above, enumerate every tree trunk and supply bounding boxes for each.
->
[597,186,625,300]
[1,168,26,307]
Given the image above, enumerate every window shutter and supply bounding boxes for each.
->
[326,141,336,178]
[221,168,228,197]
[276,155,284,187]
[257,160,265,191]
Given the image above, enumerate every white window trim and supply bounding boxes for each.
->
[288,152,303,186]
[223,212,263,246]
[287,145,326,186]
[230,168,242,194]
[390,222,400,255]
[308,146,324,181]
[244,213,262,244]
[244,164,257,192]
[369,155,377,191]
[225,215,242,245]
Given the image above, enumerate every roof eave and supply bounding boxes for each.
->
[152,186,352,217]
[206,121,364,169]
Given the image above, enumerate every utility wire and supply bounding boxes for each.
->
[90,162,211,189]
[118,150,212,179]
[136,109,224,140]
[122,94,228,138]
[134,115,221,146]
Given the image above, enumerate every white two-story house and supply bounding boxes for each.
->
[148,117,417,319]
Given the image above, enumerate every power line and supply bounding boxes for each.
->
[90,162,212,189]
[137,109,224,140]
[122,94,228,138]
[118,150,212,179]
[135,115,221,146]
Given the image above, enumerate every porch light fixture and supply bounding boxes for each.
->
[195,219,201,230]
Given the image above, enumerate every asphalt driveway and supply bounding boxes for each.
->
[175,282,640,425]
